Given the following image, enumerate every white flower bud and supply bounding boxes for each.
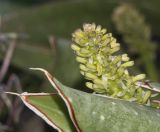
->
[122,54,129,61]
[96,25,102,32]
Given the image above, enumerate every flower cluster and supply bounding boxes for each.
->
[112,4,157,81]
[71,23,151,104]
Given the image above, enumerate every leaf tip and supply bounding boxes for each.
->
[4,91,20,96]
[29,67,45,71]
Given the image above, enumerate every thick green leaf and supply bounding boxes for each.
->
[56,80,160,132]
[15,93,76,132]
[33,68,160,132]
[149,82,160,92]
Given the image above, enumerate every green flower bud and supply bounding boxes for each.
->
[76,51,92,57]
[142,91,151,104]
[93,79,105,87]
[80,48,91,54]
[71,44,80,51]
[109,46,120,54]
[85,72,98,80]
[111,56,121,65]
[132,74,146,82]
[80,64,88,72]
[86,63,96,70]
[72,29,83,37]
[86,82,94,89]
[96,64,103,76]
[110,39,119,48]
[80,71,85,76]
[76,56,87,64]
[121,61,134,67]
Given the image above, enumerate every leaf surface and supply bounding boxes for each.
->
[32,68,160,132]
[6,92,76,132]
[6,68,160,132]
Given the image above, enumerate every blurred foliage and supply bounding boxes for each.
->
[0,1,23,14]
[3,0,160,43]
[112,4,158,81]
[0,37,80,87]
[8,0,52,4]
[0,0,160,131]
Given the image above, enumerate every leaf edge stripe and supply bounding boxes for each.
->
[30,68,82,132]
[20,95,64,132]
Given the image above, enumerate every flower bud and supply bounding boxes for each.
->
[142,91,151,104]
[110,46,120,54]
[76,56,87,64]
[122,54,130,61]
[80,64,88,72]
[86,63,96,70]
[132,74,146,82]
[96,25,102,32]
[71,44,80,51]
[85,73,98,80]
[86,82,93,89]
[93,79,105,87]
[80,48,91,54]
[121,61,134,67]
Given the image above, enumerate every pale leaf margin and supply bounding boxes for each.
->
[30,68,82,132]
[5,92,64,132]
[136,81,160,93]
